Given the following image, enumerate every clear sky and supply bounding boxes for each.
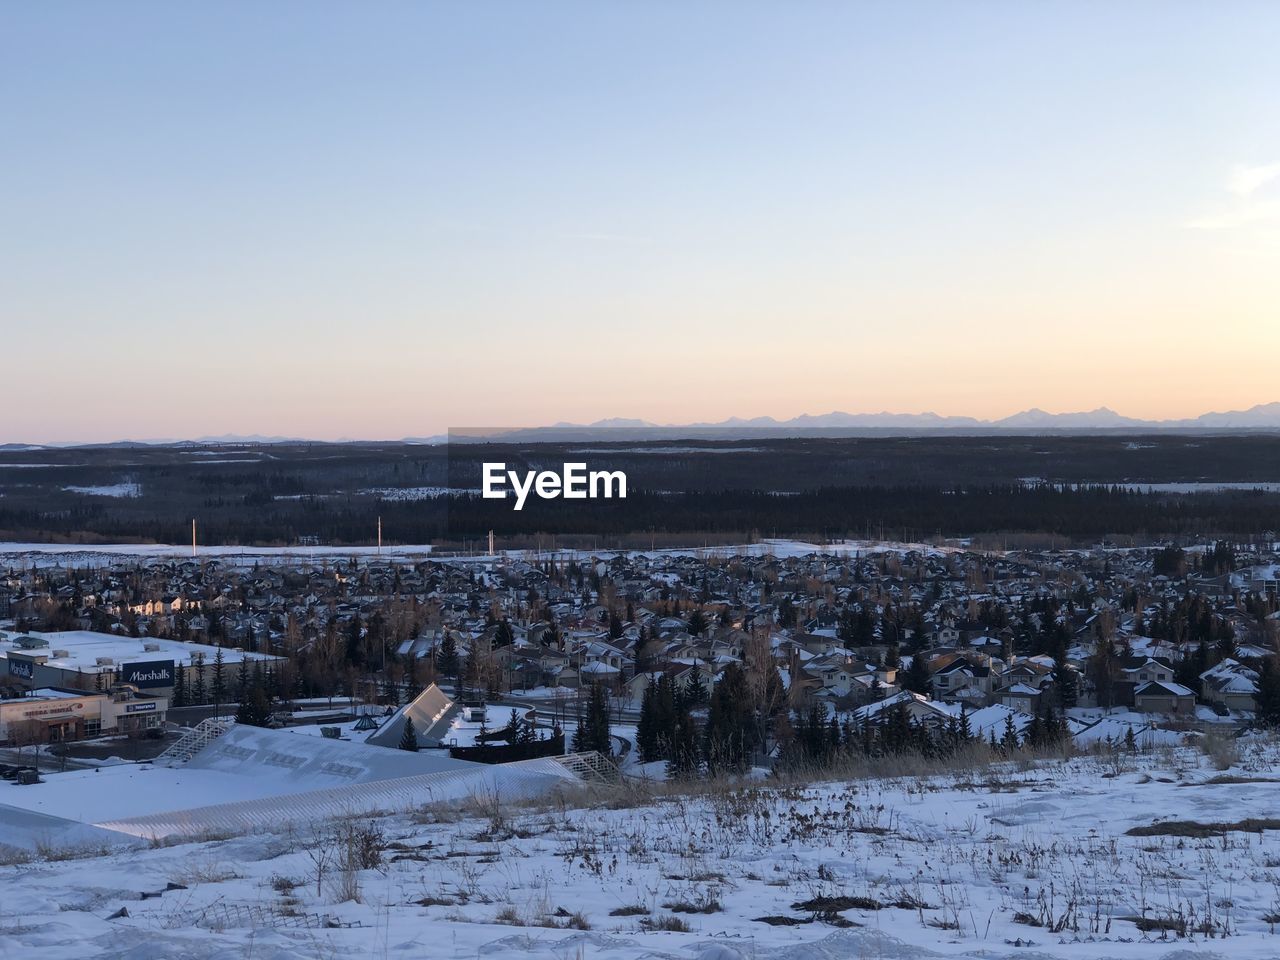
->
[4,1,1280,443]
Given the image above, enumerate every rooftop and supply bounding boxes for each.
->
[0,630,280,673]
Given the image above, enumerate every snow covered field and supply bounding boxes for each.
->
[0,537,955,570]
[0,538,960,572]
[0,542,436,568]
[61,483,142,498]
[359,487,465,500]
[5,741,1280,959]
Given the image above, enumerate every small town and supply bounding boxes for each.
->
[7,2,1280,957]
[3,539,1278,762]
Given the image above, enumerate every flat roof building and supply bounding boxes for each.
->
[0,629,283,700]
[0,685,168,744]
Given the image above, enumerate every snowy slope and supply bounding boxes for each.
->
[6,742,1280,958]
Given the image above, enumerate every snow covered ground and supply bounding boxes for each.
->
[359,487,466,500]
[61,483,142,498]
[0,537,955,569]
[0,542,436,568]
[6,741,1280,959]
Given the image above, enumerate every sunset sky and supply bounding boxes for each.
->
[5,2,1280,443]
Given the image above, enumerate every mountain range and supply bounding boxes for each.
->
[504,402,1280,435]
[11,403,1280,447]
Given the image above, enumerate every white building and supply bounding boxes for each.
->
[0,629,281,699]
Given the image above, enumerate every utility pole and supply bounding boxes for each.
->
[192,519,197,558]
[377,516,382,557]
[488,529,495,556]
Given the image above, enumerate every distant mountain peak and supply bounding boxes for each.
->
[15,402,1280,447]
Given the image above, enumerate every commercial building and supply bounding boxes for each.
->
[0,629,282,700]
[0,685,168,744]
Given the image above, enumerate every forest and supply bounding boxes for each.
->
[1,435,1278,546]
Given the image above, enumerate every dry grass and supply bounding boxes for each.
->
[608,904,649,916]
[643,913,691,932]
[1126,817,1280,838]
[1199,732,1241,771]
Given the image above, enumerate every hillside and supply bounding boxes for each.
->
[5,741,1280,959]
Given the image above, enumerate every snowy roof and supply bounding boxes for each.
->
[1135,680,1194,697]
[1003,683,1041,696]
[1072,714,1183,746]
[365,683,456,749]
[0,629,279,674]
[962,704,1033,737]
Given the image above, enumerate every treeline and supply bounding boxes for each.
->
[783,702,1072,770]
[445,484,1280,540]
[2,483,1278,544]
[636,664,790,776]
[635,663,1077,781]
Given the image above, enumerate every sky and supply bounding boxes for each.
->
[4,1,1280,443]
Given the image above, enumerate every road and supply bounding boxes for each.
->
[0,746,97,773]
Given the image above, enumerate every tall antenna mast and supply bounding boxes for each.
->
[191,518,197,557]
[377,516,382,556]
[488,529,495,556]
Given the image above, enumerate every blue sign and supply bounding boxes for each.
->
[125,701,158,713]
[7,657,34,679]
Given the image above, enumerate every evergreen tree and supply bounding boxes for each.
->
[776,598,797,629]
[460,645,480,701]
[398,716,420,751]
[901,654,931,694]
[1087,639,1118,709]
[869,676,885,701]
[1000,713,1020,752]
[1054,655,1078,709]
[516,712,535,744]
[579,682,613,755]
[687,610,708,637]
[211,647,226,712]
[172,663,187,708]
[192,654,207,705]
[684,667,708,705]
[236,656,250,701]
[405,654,418,700]
[436,633,460,679]
[235,682,272,727]
[1024,712,1044,748]
[1173,643,1201,692]
[346,614,364,666]
[704,664,756,772]
[1256,658,1280,727]
[883,703,913,754]
[637,680,659,762]
[666,705,699,779]
[494,619,514,647]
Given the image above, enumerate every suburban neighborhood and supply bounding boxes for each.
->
[4,540,1279,760]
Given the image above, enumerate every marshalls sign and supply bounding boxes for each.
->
[119,660,175,688]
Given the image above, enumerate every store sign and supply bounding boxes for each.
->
[22,701,83,719]
[119,660,174,688]
[125,701,158,713]
[7,656,35,679]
